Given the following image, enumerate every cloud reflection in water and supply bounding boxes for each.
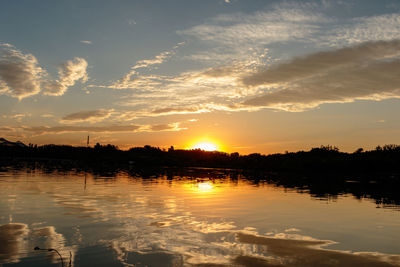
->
[0,223,75,266]
[1,170,400,266]
[0,223,29,264]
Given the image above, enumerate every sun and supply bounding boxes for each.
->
[186,137,224,152]
[195,181,215,193]
[186,137,222,151]
[190,142,219,151]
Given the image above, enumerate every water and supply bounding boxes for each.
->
[0,168,400,266]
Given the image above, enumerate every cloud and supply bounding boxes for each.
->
[331,14,400,46]
[22,125,142,135]
[108,60,260,102]
[132,52,172,70]
[133,43,184,70]
[175,2,335,68]
[102,58,267,118]
[109,40,400,116]
[80,40,92,44]
[18,122,186,135]
[0,223,29,264]
[112,102,253,122]
[241,40,400,111]
[0,44,46,99]
[0,126,14,132]
[178,4,400,51]
[41,113,54,118]
[2,113,31,122]
[44,57,88,96]
[150,106,211,116]
[95,61,253,119]
[106,72,165,90]
[131,42,185,71]
[93,4,334,115]
[100,43,184,90]
[149,122,186,132]
[235,232,400,267]
[178,6,328,46]
[0,44,88,99]
[61,109,113,123]
[94,4,400,116]
[242,40,400,86]
[100,4,334,115]
[2,113,31,119]
[177,3,400,66]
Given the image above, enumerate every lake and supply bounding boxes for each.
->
[1,167,400,266]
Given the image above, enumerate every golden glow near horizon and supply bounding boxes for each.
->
[190,142,218,151]
[186,137,222,151]
[182,180,223,196]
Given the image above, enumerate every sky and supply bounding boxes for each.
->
[1,0,400,154]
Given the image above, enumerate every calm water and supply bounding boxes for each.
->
[1,168,400,267]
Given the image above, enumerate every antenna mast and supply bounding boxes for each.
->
[87,135,90,147]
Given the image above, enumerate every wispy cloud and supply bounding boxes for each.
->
[178,6,328,46]
[113,40,400,114]
[330,14,400,46]
[22,125,142,135]
[0,44,88,99]
[44,57,88,96]
[41,114,54,118]
[0,126,14,132]
[2,113,31,119]
[241,40,400,111]
[13,122,186,135]
[102,42,184,90]
[177,3,400,65]
[107,73,165,90]
[104,55,266,110]
[148,122,186,132]
[92,3,400,117]
[61,109,113,123]
[89,56,268,121]
[242,40,400,86]
[179,5,400,50]
[128,19,137,25]
[132,44,183,70]
[2,113,32,123]
[150,106,211,116]
[80,40,92,44]
[96,3,330,115]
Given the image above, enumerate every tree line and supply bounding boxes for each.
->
[1,142,400,173]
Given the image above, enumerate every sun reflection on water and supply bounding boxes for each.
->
[194,182,214,193]
[2,170,400,267]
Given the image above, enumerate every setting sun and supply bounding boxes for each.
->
[190,142,219,151]
[186,136,223,151]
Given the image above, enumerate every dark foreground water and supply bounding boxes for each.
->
[0,168,400,266]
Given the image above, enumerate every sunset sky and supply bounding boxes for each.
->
[1,0,400,154]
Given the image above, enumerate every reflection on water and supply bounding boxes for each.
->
[0,168,400,266]
[194,181,215,193]
[33,226,76,266]
[0,223,73,266]
[0,223,29,264]
[235,232,400,267]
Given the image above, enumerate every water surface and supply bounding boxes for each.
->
[1,168,400,266]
